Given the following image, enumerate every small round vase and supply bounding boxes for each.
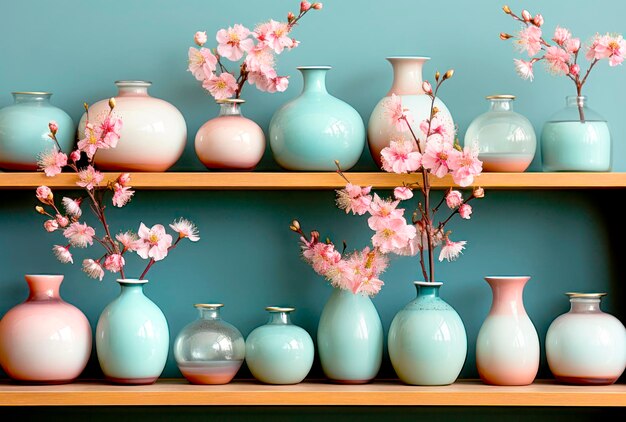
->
[96,279,169,385]
[541,96,611,171]
[195,99,265,170]
[317,288,383,384]
[388,282,467,386]
[174,303,245,384]
[0,92,74,170]
[245,307,314,384]
[367,57,454,168]
[464,95,536,172]
[79,81,187,171]
[269,66,365,171]
[546,293,626,385]
[0,275,91,384]
[476,276,539,386]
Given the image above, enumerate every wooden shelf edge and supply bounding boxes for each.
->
[1,379,625,407]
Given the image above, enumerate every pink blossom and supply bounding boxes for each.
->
[384,94,414,132]
[202,73,238,100]
[302,242,341,276]
[64,221,95,248]
[419,115,451,144]
[95,115,123,149]
[367,194,403,230]
[56,214,69,228]
[370,217,417,254]
[448,146,483,187]
[82,259,104,281]
[37,148,67,177]
[112,183,134,207]
[136,223,173,261]
[188,47,218,81]
[473,187,485,198]
[565,38,581,54]
[533,14,544,27]
[77,166,104,190]
[300,1,311,12]
[545,46,571,75]
[343,248,388,296]
[421,140,454,178]
[77,123,106,159]
[521,9,532,21]
[514,59,534,81]
[255,20,294,54]
[553,26,571,45]
[438,239,467,262]
[52,245,73,264]
[393,187,413,200]
[570,64,580,76]
[587,34,626,66]
[446,190,463,209]
[381,140,422,174]
[69,150,81,162]
[194,31,208,46]
[48,120,58,134]
[116,231,140,251]
[517,25,542,56]
[118,173,131,187]
[335,183,372,216]
[44,219,59,232]
[62,197,82,218]
[216,24,254,61]
[422,81,432,94]
[36,185,53,203]
[244,45,275,73]
[265,76,289,93]
[103,254,125,273]
[459,203,473,219]
[170,218,200,242]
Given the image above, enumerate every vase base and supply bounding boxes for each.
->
[180,364,240,385]
[554,375,619,385]
[329,378,374,385]
[106,376,158,385]
[11,378,77,385]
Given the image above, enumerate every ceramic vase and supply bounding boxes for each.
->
[269,66,365,171]
[96,279,169,385]
[245,307,314,384]
[79,80,187,171]
[0,92,74,170]
[0,275,91,383]
[317,288,383,384]
[367,56,454,168]
[546,292,626,385]
[476,276,539,386]
[195,99,265,170]
[174,303,245,384]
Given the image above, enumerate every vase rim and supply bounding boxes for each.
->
[117,278,149,284]
[486,94,515,100]
[194,303,224,309]
[115,80,152,87]
[297,65,332,70]
[484,276,531,281]
[386,56,431,60]
[12,91,52,96]
[24,274,63,279]
[565,292,607,298]
[266,306,295,313]
[414,281,443,286]
[216,98,245,104]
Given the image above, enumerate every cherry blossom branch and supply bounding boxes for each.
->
[138,237,182,280]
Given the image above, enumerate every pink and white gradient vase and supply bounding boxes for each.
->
[0,274,92,384]
[367,56,455,168]
[476,276,539,386]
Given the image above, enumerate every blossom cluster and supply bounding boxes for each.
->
[188,1,322,100]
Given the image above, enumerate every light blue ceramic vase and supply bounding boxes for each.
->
[0,92,74,170]
[96,279,169,385]
[388,282,467,385]
[269,66,365,171]
[317,288,383,384]
[245,307,314,384]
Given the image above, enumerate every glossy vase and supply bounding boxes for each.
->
[541,96,611,171]
[546,293,626,385]
[79,81,187,171]
[368,57,454,168]
[269,66,365,171]
[0,92,74,170]
[195,99,265,170]
[464,95,536,172]
[96,279,169,385]
[246,307,314,384]
[0,275,91,383]
[317,288,383,383]
[476,276,539,386]
[388,282,467,385]
[174,303,245,384]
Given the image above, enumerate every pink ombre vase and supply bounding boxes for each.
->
[0,275,92,384]
[195,99,265,170]
[476,276,539,386]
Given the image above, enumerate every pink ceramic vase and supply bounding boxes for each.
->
[195,99,265,170]
[0,275,92,383]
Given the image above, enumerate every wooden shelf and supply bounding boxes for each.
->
[0,172,625,190]
[0,379,625,407]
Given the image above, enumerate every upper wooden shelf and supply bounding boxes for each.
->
[0,379,624,407]
[0,172,624,190]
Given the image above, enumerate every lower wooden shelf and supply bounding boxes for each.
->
[0,379,625,407]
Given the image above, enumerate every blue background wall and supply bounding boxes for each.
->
[0,0,624,384]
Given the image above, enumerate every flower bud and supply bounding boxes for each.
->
[569,64,580,77]
[118,172,131,187]
[83,102,89,112]
[300,1,311,12]
[500,32,513,40]
[44,219,59,232]
[502,5,511,14]
[70,150,81,162]
[310,230,320,241]
[443,69,454,80]
[56,214,69,228]
[521,9,531,21]
[435,71,440,81]
[194,31,207,46]
[432,106,440,115]
[35,205,46,214]
[291,219,301,230]
[288,11,296,22]
[108,97,116,110]
[533,14,543,27]
[48,120,58,135]
[312,2,322,10]
[473,187,485,198]
[422,81,432,94]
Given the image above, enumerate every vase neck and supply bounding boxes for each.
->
[414,281,442,299]
[116,80,151,97]
[566,95,586,109]
[566,293,606,314]
[386,57,429,96]
[299,67,329,94]
[266,307,294,325]
[217,99,244,117]
[198,306,222,320]
[485,277,530,316]
[118,279,147,294]
[12,92,52,105]
[25,275,63,301]
[487,95,515,112]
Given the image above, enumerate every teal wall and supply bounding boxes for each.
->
[1,0,625,385]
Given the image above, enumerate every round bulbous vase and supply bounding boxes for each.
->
[368,57,454,168]
[195,99,265,170]
[546,293,626,385]
[388,282,467,386]
[174,303,245,384]
[464,95,536,172]
[0,92,75,170]
[0,275,91,383]
[245,307,314,384]
[476,276,539,386]
[269,66,365,171]
[317,288,383,384]
[79,81,187,171]
[96,279,169,385]
[541,96,611,171]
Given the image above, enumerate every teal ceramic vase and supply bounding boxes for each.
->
[388,282,467,385]
[0,92,74,170]
[96,279,169,385]
[269,66,365,171]
[541,96,611,171]
[245,307,314,384]
[317,288,383,384]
